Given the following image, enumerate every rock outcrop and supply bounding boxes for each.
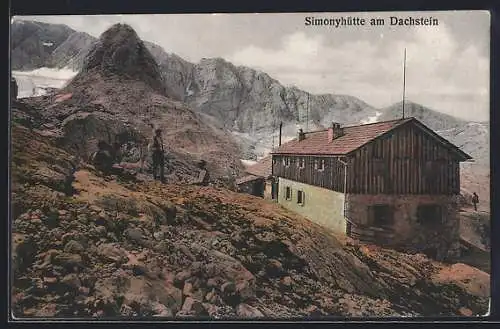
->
[74,24,165,94]
[11,20,75,70]
[49,31,96,70]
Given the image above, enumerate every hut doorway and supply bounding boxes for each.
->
[251,179,265,197]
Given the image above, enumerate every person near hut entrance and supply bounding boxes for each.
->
[149,128,165,182]
[472,192,479,211]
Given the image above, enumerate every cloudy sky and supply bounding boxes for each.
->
[16,11,490,121]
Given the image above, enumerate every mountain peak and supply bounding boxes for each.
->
[75,23,165,93]
[379,100,466,131]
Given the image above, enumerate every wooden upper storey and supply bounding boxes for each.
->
[271,118,471,195]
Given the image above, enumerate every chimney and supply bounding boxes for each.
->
[328,122,344,142]
[298,128,306,141]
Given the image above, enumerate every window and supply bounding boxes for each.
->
[314,159,325,171]
[417,204,442,227]
[369,204,394,227]
[283,157,291,167]
[285,186,292,200]
[297,157,305,169]
[297,190,305,205]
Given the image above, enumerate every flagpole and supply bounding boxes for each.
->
[402,48,407,119]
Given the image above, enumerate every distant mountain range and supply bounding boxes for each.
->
[11,19,489,167]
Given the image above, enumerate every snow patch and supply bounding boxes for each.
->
[13,67,78,80]
[185,81,195,96]
[241,159,258,167]
[360,111,382,124]
[12,67,78,98]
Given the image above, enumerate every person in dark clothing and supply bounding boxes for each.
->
[90,141,114,175]
[150,128,165,182]
[472,192,479,211]
[11,77,18,101]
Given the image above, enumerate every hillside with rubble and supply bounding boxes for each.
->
[11,122,490,318]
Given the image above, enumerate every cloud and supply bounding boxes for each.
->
[227,23,489,121]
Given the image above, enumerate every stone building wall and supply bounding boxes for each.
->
[237,177,265,197]
[346,194,461,260]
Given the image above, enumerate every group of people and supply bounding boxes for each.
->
[91,127,210,185]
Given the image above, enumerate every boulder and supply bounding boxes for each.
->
[53,253,84,270]
[64,240,85,254]
[179,296,206,316]
[235,303,264,318]
[97,243,128,263]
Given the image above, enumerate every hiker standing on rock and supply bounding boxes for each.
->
[472,192,479,211]
[149,128,165,182]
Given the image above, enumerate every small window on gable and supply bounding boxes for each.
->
[297,157,305,169]
[297,190,305,205]
[369,204,394,227]
[285,186,292,200]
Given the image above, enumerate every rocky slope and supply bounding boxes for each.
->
[182,57,377,132]
[379,101,466,131]
[48,31,96,70]
[11,122,490,318]
[11,20,76,70]
[14,23,244,181]
[379,102,489,166]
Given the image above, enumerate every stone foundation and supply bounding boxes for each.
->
[346,194,461,260]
